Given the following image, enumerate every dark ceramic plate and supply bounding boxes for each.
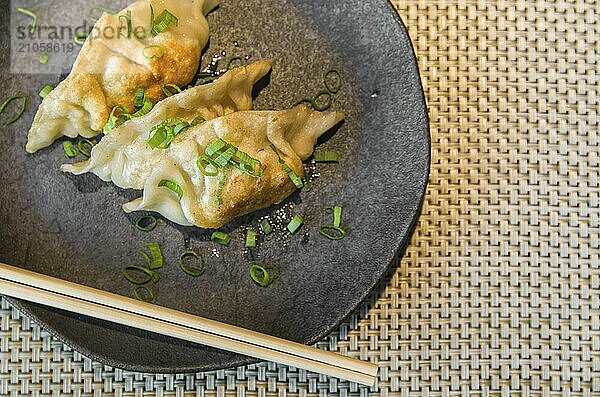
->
[0,0,429,372]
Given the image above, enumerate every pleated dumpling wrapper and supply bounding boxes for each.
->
[26,0,219,153]
[66,105,344,228]
[62,60,273,188]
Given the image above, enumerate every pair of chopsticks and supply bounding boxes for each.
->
[0,262,377,386]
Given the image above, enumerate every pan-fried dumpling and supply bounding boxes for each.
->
[26,0,219,153]
[65,105,344,228]
[62,60,272,188]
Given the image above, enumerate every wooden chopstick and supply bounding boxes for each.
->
[0,262,378,386]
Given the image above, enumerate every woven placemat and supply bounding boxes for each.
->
[2,0,599,395]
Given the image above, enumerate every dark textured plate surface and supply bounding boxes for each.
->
[0,0,429,372]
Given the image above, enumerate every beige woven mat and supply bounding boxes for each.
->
[1,0,599,395]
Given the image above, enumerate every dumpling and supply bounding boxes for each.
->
[66,105,344,228]
[26,0,219,153]
[62,60,272,188]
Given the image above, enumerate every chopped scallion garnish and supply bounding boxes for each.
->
[324,70,343,94]
[146,242,164,270]
[319,225,347,240]
[39,54,49,64]
[151,9,178,36]
[179,249,205,277]
[313,150,341,163]
[158,179,184,200]
[133,285,155,302]
[122,265,160,285]
[197,155,219,176]
[162,84,182,97]
[63,141,78,158]
[147,117,191,149]
[0,94,27,125]
[17,8,37,33]
[270,144,304,188]
[250,264,273,287]
[328,206,343,228]
[77,138,95,158]
[74,32,88,45]
[211,231,231,245]
[135,215,158,232]
[215,171,227,205]
[38,85,53,99]
[287,215,304,234]
[260,219,273,235]
[245,229,257,248]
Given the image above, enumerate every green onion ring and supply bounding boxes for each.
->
[146,242,164,270]
[313,150,341,163]
[227,57,243,70]
[74,32,88,45]
[158,179,184,200]
[77,138,95,158]
[324,69,343,94]
[135,216,157,232]
[249,264,273,287]
[17,8,36,33]
[197,155,219,177]
[326,206,343,228]
[162,84,182,97]
[260,219,273,235]
[245,229,257,248]
[143,45,164,59]
[133,286,155,302]
[319,225,346,240]
[312,90,333,111]
[38,85,54,98]
[63,141,78,158]
[211,231,231,246]
[0,95,27,125]
[122,265,160,285]
[287,215,304,234]
[39,54,49,64]
[178,250,205,277]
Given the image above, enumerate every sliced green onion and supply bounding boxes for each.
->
[38,85,53,99]
[260,219,273,235]
[135,215,158,232]
[74,32,88,45]
[232,149,262,177]
[147,117,189,149]
[122,265,160,285]
[324,70,343,94]
[103,104,130,133]
[63,141,78,158]
[158,179,183,200]
[162,84,182,97]
[319,225,347,240]
[77,138,95,157]
[17,8,36,34]
[197,76,218,85]
[270,144,304,188]
[133,286,154,302]
[312,90,333,111]
[86,6,115,23]
[0,95,27,125]
[133,88,145,108]
[143,45,164,59]
[249,264,273,287]
[132,92,153,117]
[245,229,257,248]
[211,231,231,246]
[190,116,205,126]
[205,139,228,157]
[151,9,178,36]
[227,57,243,70]
[215,171,227,205]
[212,146,236,168]
[287,215,304,234]
[146,242,164,270]
[314,150,341,163]
[136,250,152,267]
[39,54,49,64]
[179,250,205,277]
[197,155,219,177]
[327,206,343,228]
